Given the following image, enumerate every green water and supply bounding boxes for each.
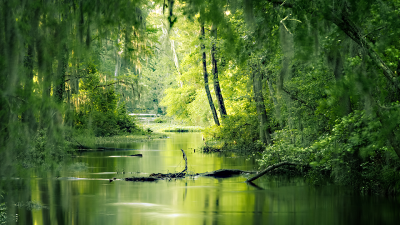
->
[11,133,400,224]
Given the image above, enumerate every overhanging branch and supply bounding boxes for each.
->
[265,0,400,93]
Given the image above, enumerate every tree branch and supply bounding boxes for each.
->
[247,161,307,182]
[329,11,400,92]
[264,1,400,93]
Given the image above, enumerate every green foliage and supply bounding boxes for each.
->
[153,117,165,123]
[258,129,313,166]
[74,72,137,137]
[75,102,137,137]
[0,192,5,225]
[258,110,400,193]
[204,114,259,144]
[14,128,68,169]
[307,111,400,193]
[161,86,201,124]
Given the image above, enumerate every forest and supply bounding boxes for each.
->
[1,0,400,223]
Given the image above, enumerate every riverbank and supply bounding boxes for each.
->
[71,122,203,149]
[140,122,203,133]
[9,132,400,225]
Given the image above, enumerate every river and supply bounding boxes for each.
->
[12,133,400,224]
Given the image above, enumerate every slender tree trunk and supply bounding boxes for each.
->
[22,43,36,128]
[21,7,40,132]
[170,39,182,75]
[201,24,219,126]
[252,68,272,145]
[211,23,227,119]
[114,24,120,81]
[55,19,69,104]
[37,33,53,130]
[79,0,84,44]
[86,11,91,48]
[55,45,68,104]
[4,0,19,96]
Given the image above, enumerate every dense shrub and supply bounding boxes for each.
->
[203,114,259,145]
[258,110,400,194]
[73,71,137,137]
[76,103,137,137]
[154,117,165,123]
[14,129,68,169]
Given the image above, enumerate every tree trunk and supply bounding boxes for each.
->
[170,39,182,75]
[37,33,53,130]
[201,24,219,126]
[79,0,84,44]
[55,19,69,104]
[114,24,120,79]
[252,68,271,145]
[22,43,36,129]
[22,7,40,132]
[55,45,68,104]
[211,24,227,119]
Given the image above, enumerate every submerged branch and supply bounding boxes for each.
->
[246,161,308,182]
[180,149,188,174]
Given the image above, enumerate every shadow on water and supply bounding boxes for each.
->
[5,133,400,225]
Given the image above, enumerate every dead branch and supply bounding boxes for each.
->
[246,161,308,182]
[202,169,255,178]
[180,149,188,173]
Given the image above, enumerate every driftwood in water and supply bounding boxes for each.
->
[129,154,143,157]
[150,172,186,178]
[125,172,187,182]
[125,149,188,182]
[202,169,255,178]
[125,168,256,182]
[246,161,307,182]
[125,177,159,182]
[181,149,187,173]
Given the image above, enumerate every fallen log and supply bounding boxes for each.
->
[129,154,143,157]
[125,177,159,182]
[202,169,255,178]
[246,161,308,182]
[126,149,189,182]
[150,172,186,178]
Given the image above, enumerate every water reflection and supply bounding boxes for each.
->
[11,133,400,224]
